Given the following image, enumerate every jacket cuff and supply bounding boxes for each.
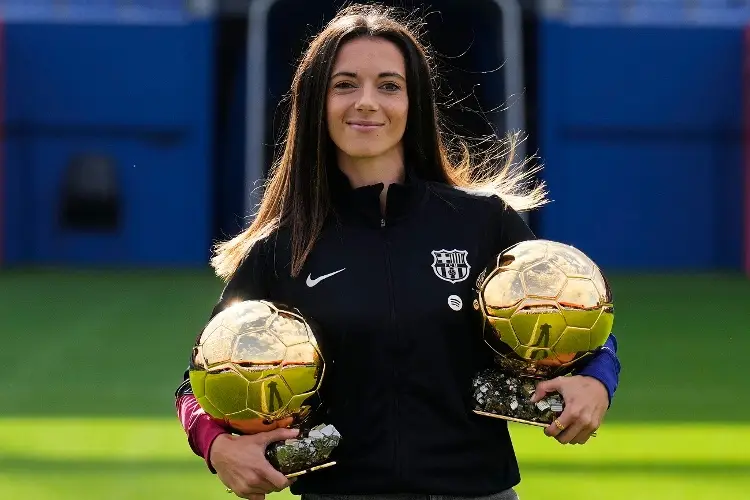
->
[577,341,620,406]
[190,413,230,474]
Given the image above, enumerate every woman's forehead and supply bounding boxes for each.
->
[332,37,405,73]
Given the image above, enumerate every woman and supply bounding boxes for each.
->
[175,4,620,500]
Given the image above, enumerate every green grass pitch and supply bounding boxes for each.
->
[0,269,748,499]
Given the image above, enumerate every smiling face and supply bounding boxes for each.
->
[326,36,409,165]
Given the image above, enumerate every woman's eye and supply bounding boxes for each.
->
[381,82,401,91]
[333,81,355,89]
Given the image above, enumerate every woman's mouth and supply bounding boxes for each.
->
[346,120,384,131]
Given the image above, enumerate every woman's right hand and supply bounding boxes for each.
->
[210,426,300,499]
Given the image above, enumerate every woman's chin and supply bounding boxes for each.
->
[340,147,389,160]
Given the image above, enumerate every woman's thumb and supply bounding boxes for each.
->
[261,426,300,445]
[530,377,561,403]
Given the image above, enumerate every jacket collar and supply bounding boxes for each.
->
[328,166,427,227]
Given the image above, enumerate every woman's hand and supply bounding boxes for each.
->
[210,426,299,499]
[530,375,609,445]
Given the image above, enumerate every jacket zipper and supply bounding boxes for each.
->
[381,217,401,482]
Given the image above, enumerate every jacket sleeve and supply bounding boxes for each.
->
[490,197,621,405]
[576,334,620,406]
[174,239,271,473]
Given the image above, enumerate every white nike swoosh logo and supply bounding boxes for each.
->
[306,268,346,287]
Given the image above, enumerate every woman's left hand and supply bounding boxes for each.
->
[529,375,609,445]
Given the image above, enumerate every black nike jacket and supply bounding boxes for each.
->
[176,168,620,496]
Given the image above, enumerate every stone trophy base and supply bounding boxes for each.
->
[471,368,564,427]
[265,423,341,477]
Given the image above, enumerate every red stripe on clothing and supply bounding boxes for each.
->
[176,394,228,473]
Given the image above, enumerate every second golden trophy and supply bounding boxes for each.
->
[188,299,341,477]
[472,239,615,427]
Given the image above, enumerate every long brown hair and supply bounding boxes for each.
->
[211,3,548,281]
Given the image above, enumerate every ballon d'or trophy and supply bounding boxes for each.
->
[189,300,341,477]
[472,239,614,427]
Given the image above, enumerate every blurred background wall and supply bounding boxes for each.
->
[0,0,748,273]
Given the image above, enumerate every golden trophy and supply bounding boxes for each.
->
[472,239,614,427]
[189,300,340,477]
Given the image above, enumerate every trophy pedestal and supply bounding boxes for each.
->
[471,368,563,427]
[284,460,336,478]
[265,423,341,477]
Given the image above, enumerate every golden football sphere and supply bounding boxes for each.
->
[474,239,614,377]
[188,300,325,434]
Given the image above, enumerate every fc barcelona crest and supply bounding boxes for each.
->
[431,249,471,284]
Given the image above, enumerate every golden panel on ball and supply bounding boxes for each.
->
[281,343,322,394]
[557,278,604,328]
[188,300,325,434]
[591,266,613,304]
[247,375,294,417]
[196,327,237,368]
[203,367,251,416]
[510,302,567,348]
[475,239,615,375]
[497,240,549,271]
[483,269,525,318]
[224,300,277,331]
[545,240,595,278]
[521,261,568,298]
[589,305,615,348]
[233,328,287,366]
[510,301,567,364]
[487,317,520,350]
[552,326,593,365]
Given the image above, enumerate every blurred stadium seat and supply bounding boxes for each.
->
[0,0,212,23]
[537,0,750,271]
[0,0,216,267]
[59,153,120,232]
